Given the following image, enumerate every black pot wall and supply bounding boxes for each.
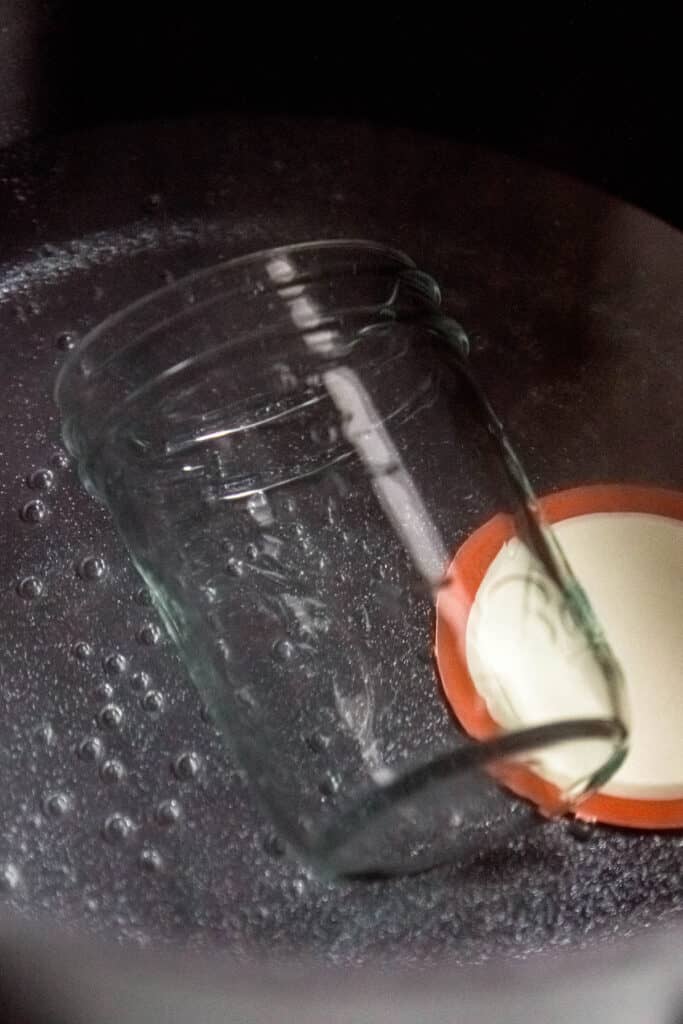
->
[0,1,679,227]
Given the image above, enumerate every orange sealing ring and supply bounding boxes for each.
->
[434,484,683,829]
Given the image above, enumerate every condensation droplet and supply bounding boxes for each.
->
[16,575,43,600]
[0,863,21,893]
[245,542,259,561]
[20,499,48,523]
[134,586,153,606]
[34,721,56,747]
[226,557,244,577]
[72,640,93,661]
[130,671,151,693]
[43,791,73,818]
[56,331,77,351]
[141,690,165,714]
[173,752,202,781]
[98,704,124,730]
[156,798,182,827]
[78,736,104,762]
[94,681,114,701]
[49,450,70,470]
[145,192,163,211]
[27,468,54,491]
[100,759,126,784]
[103,653,127,676]
[272,638,296,662]
[103,813,135,845]
[77,555,107,581]
[138,847,164,873]
[137,622,161,646]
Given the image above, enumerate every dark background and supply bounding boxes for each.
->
[0,3,680,227]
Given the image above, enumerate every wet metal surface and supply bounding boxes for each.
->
[0,115,682,967]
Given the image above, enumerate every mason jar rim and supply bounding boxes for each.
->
[54,238,415,409]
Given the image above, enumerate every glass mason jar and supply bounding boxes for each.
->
[56,241,628,876]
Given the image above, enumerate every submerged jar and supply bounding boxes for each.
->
[56,241,627,876]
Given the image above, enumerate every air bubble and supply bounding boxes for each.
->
[246,542,259,560]
[43,791,73,818]
[138,847,164,873]
[273,362,298,395]
[141,690,165,714]
[94,681,114,701]
[78,736,104,762]
[56,331,77,351]
[17,576,43,599]
[156,798,182,827]
[34,721,56,747]
[567,818,595,842]
[98,704,124,730]
[272,638,296,662]
[263,832,286,857]
[100,759,126,784]
[173,752,202,781]
[103,813,135,845]
[49,450,70,470]
[326,497,338,525]
[356,605,371,636]
[137,623,161,646]
[216,639,231,662]
[72,640,93,661]
[130,671,151,693]
[236,686,258,712]
[135,586,153,606]
[20,499,47,523]
[77,555,107,581]
[246,491,273,527]
[0,863,21,893]
[319,774,340,798]
[103,653,127,675]
[306,733,331,754]
[27,468,54,491]
[226,557,244,577]
[310,422,339,445]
